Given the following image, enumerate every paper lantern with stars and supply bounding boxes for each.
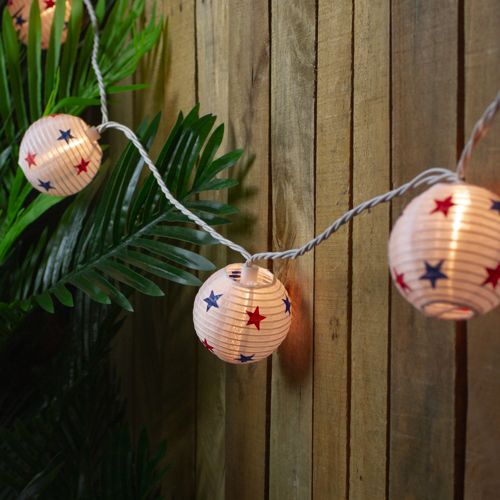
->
[19,114,102,196]
[7,0,71,49]
[193,263,292,364]
[389,182,500,320]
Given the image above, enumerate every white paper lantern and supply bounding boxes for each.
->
[19,114,102,196]
[193,263,292,364]
[389,182,500,320]
[8,0,71,49]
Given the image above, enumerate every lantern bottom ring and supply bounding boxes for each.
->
[422,300,478,321]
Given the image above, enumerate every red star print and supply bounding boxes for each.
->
[393,268,411,293]
[246,306,266,330]
[45,0,55,8]
[482,264,500,289]
[202,338,214,352]
[430,195,455,217]
[74,158,90,175]
[7,0,13,6]
[25,152,37,168]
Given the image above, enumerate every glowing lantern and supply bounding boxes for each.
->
[7,0,71,49]
[19,114,102,196]
[193,263,292,363]
[389,182,500,320]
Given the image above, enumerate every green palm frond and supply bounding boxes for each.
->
[0,294,167,499]
[0,0,163,265]
[9,105,242,313]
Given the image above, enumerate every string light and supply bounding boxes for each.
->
[389,183,500,320]
[16,0,500,363]
[193,264,292,364]
[19,114,102,196]
[8,0,71,49]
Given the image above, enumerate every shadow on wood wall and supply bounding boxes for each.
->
[113,0,500,499]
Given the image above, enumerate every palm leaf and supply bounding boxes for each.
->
[0,0,163,267]
[0,294,167,499]
[9,107,242,312]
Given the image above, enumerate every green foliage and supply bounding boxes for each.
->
[0,295,167,499]
[0,0,163,267]
[4,106,242,316]
[0,0,242,329]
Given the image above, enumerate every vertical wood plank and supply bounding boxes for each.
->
[350,0,390,497]
[126,2,198,498]
[224,1,270,499]
[164,0,197,130]
[464,1,500,498]
[269,1,316,499]
[312,0,352,498]
[195,1,229,498]
[390,1,458,498]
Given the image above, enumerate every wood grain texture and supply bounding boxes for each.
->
[164,0,197,130]
[464,1,500,498]
[350,0,390,498]
[195,1,229,498]
[224,1,270,499]
[114,2,500,498]
[269,1,316,499]
[312,0,352,498]
[390,1,458,498]
[127,2,198,498]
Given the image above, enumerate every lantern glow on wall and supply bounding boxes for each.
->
[389,182,500,320]
[193,264,292,363]
[8,0,71,49]
[19,114,102,197]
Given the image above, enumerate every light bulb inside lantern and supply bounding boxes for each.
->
[389,182,500,320]
[19,114,102,196]
[8,0,71,49]
[193,264,292,364]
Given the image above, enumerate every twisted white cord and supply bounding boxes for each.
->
[82,0,108,123]
[96,121,253,261]
[82,0,496,267]
[248,168,459,263]
[456,91,500,180]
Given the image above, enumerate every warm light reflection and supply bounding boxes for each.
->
[193,264,292,364]
[7,0,71,49]
[19,114,102,196]
[389,182,500,321]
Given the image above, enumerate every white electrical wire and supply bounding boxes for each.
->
[456,91,500,181]
[83,0,497,267]
[96,121,253,261]
[82,0,108,123]
[248,168,459,263]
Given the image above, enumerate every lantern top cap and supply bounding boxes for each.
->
[223,263,277,290]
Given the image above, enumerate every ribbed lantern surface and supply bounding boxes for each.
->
[19,114,102,197]
[389,182,500,320]
[193,264,292,364]
[8,0,71,49]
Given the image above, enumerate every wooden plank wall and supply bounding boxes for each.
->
[116,0,500,498]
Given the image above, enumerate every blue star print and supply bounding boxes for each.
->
[419,260,448,289]
[14,15,26,26]
[236,354,255,363]
[282,296,291,315]
[203,290,222,311]
[491,199,500,215]
[38,179,54,191]
[57,129,75,144]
